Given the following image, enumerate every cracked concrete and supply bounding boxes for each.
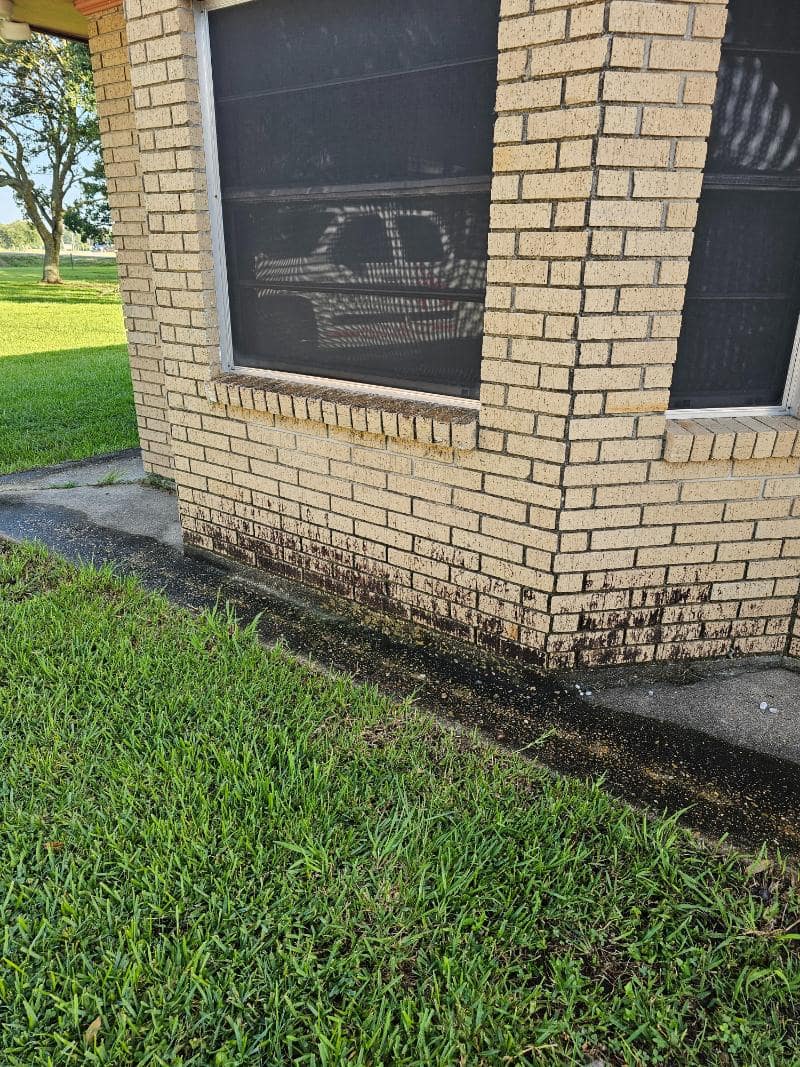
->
[0,449,183,548]
[1,448,799,853]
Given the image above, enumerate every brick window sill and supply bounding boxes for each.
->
[204,373,479,449]
[664,413,800,463]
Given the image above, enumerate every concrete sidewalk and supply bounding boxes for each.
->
[1,448,799,853]
[0,449,182,547]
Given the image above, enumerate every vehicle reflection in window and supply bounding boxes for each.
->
[335,214,394,270]
[233,199,487,397]
[208,0,498,398]
[396,215,445,262]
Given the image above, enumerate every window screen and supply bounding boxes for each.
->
[208,0,499,399]
[670,0,800,409]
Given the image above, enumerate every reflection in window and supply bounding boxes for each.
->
[252,208,336,259]
[334,216,393,270]
[208,0,498,398]
[671,0,800,409]
[397,215,445,263]
[226,199,488,395]
[707,55,800,176]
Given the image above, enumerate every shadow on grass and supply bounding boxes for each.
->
[0,268,120,305]
[0,284,121,305]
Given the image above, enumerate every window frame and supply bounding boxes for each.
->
[194,0,483,410]
[667,5,800,422]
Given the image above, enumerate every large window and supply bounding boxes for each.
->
[201,0,499,400]
[670,0,800,412]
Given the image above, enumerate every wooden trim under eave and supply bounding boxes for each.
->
[73,0,121,16]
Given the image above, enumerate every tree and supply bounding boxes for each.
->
[0,218,40,249]
[0,35,99,282]
[64,154,112,245]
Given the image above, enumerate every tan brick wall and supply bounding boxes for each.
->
[111,0,798,667]
[86,6,171,478]
[541,0,800,666]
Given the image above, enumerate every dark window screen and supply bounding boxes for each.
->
[208,0,499,398]
[671,0,800,409]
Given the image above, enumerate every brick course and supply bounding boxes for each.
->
[88,0,799,667]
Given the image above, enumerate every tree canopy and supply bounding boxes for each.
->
[65,154,112,245]
[0,218,40,249]
[0,35,104,281]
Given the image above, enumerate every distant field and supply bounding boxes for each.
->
[0,251,115,267]
[0,256,139,474]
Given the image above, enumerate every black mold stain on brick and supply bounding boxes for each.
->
[188,514,783,672]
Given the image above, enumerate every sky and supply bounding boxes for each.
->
[0,152,90,224]
[3,101,102,230]
[1,29,95,226]
[0,187,19,224]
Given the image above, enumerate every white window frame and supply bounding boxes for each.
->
[196,2,233,374]
[194,0,481,411]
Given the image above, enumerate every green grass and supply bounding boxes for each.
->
[1,543,798,1065]
[0,256,139,474]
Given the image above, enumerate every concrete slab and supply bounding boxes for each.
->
[0,448,145,490]
[0,449,183,548]
[1,448,799,854]
[581,663,800,765]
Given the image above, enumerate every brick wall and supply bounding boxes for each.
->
[86,6,171,478]
[100,0,798,668]
[533,0,800,666]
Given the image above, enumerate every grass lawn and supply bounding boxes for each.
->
[0,542,798,1065]
[0,254,139,474]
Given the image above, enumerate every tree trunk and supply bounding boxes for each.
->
[41,233,61,284]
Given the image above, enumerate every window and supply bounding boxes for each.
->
[334,216,393,271]
[201,0,499,399]
[670,0,800,412]
[396,215,446,263]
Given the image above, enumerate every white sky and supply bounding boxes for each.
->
[0,187,19,223]
[0,151,91,225]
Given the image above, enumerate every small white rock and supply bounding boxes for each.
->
[648,689,654,697]
[759,701,769,711]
